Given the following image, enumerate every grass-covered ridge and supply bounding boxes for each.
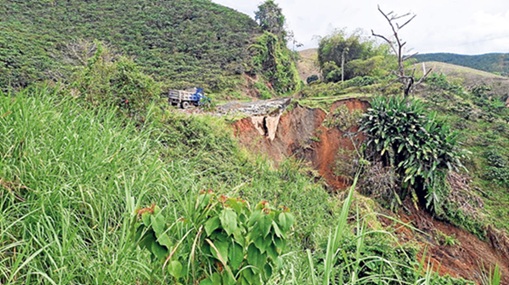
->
[415,53,509,76]
[0,0,258,91]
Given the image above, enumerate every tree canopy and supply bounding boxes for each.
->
[255,0,287,41]
[317,30,394,82]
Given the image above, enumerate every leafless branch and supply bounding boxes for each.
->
[372,6,431,97]
[397,14,417,30]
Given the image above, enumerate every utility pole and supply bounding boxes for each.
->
[341,47,349,82]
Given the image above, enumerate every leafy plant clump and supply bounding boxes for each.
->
[250,32,301,95]
[132,191,294,285]
[360,96,466,216]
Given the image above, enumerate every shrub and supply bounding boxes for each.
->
[69,41,161,119]
[249,32,300,94]
[483,147,509,187]
[131,191,294,285]
[360,96,466,216]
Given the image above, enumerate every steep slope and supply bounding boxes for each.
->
[231,97,509,283]
[0,0,259,90]
[296,48,320,82]
[415,53,509,76]
[233,98,369,190]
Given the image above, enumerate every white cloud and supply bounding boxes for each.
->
[212,0,509,54]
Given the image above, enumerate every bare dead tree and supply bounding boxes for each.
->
[371,5,432,97]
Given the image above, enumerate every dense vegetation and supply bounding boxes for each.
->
[317,30,395,83]
[1,84,477,284]
[360,96,466,217]
[300,67,509,239]
[0,0,260,92]
[415,53,509,76]
[1,1,507,284]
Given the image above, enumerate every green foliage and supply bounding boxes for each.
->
[255,0,286,40]
[317,30,394,82]
[426,73,464,94]
[306,177,472,285]
[132,192,294,284]
[435,231,459,246]
[421,71,509,233]
[360,96,466,216]
[323,104,363,131]
[0,0,259,91]
[0,89,170,284]
[250,32,301,95]
[483,146,509,187]
[0,22,54,91]
[69,41,162,119]
[0,87,479,284]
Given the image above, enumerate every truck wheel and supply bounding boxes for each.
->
[181,101,190,109]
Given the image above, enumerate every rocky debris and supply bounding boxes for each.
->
[217,98,292,116]
[233,98,369,190]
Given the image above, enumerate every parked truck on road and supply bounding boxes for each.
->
[167,87,208,108]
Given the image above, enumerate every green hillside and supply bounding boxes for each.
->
[2,2,509,283]
[0,0,259,91]
[414,53,509,76]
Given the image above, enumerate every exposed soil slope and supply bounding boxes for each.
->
[232,97,509,283]
[390,203,509,284]
[233,98,368,190]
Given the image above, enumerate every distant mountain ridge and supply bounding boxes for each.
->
[414,53,509,76]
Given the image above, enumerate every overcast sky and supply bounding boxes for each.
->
[211,0,509,55]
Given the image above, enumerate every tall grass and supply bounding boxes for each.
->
[0,87,335,283]
[0,87,478,284]
[0,89,184,283]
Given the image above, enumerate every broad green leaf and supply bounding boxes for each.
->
[247,244,266,269]
[210,240,229,264]
[233,228,246,245]
[257,215,272,238]
[253,235,271,253]
[266,243,279,260]
[138,230,156,250]
[220,208,238,236]
[248,210,262,226]
[150,213,166,236]
[156,233,172,249]
[141,212,151,226]
[272,221,283,238]
[150,242,168,260]
[263,263,273,280]
[229,242,244,269]
[167,260,183,279]
[204,216,220,236]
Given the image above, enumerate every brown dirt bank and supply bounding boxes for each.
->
[231,97,509,283]
[232,98,369,190]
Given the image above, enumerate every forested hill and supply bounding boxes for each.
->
[414,53,509,76]
[0,0,259,91]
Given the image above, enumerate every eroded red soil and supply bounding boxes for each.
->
[233,99,368,190]
[232,98,509,284]
[385,203,509,284]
